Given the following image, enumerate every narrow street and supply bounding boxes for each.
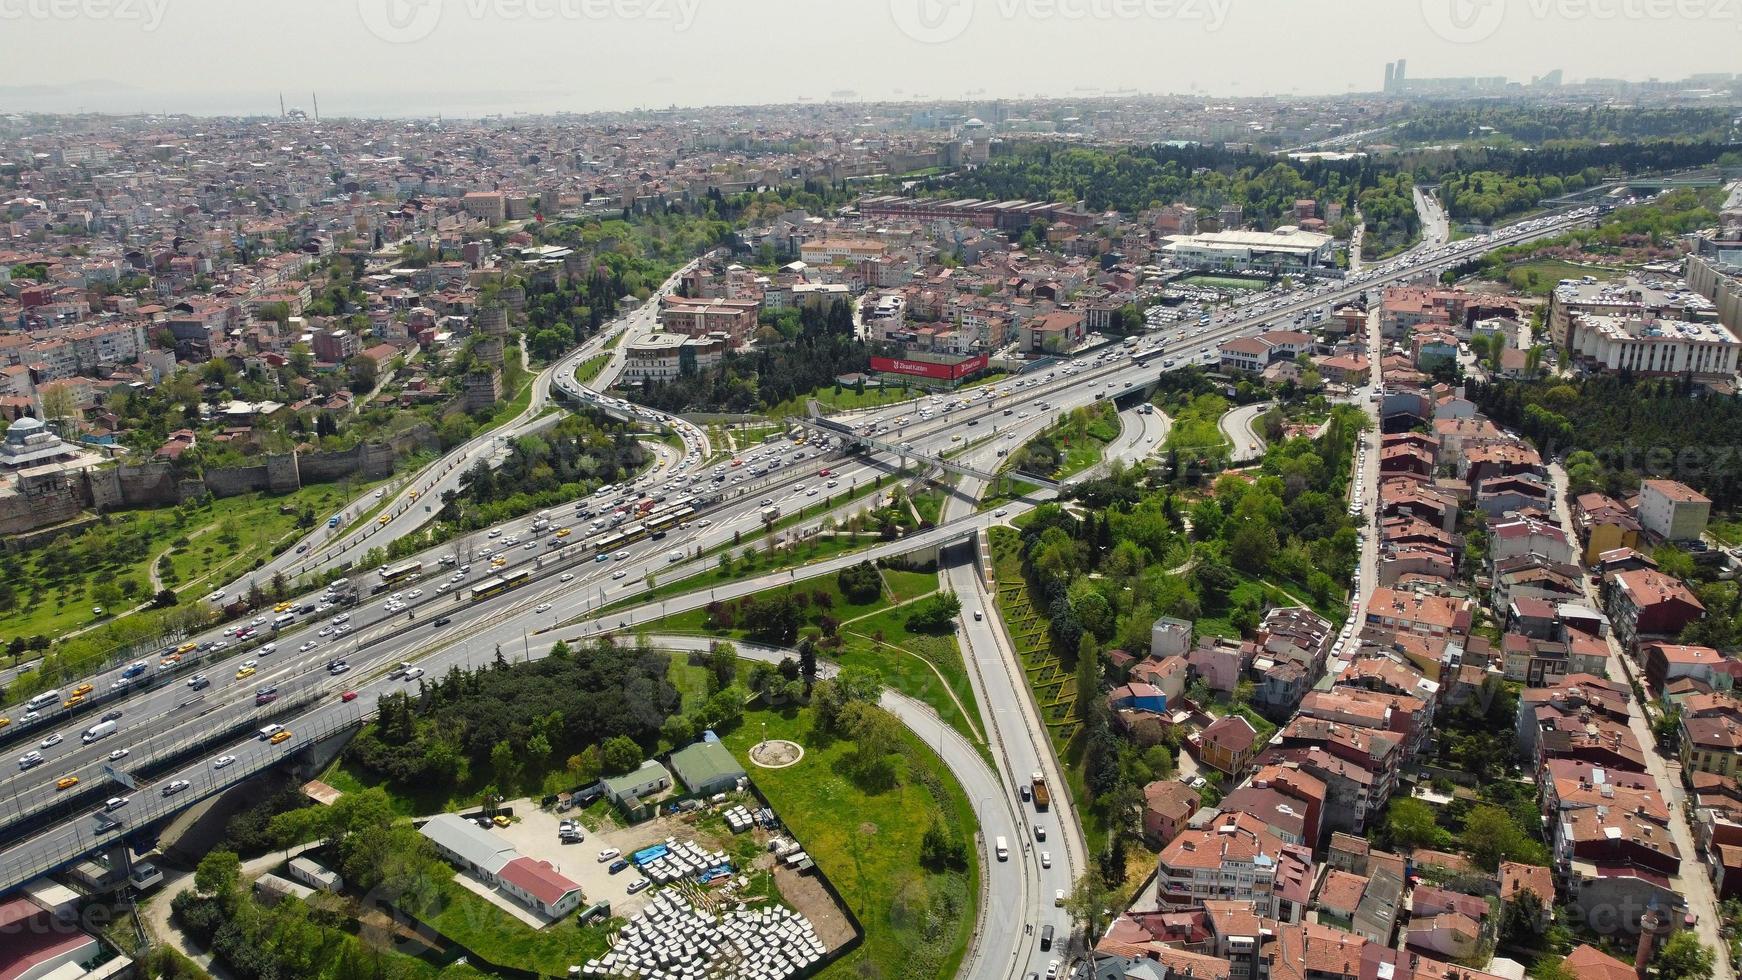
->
[1547,463,1731,971]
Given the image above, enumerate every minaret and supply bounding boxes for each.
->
[312,93,320,122]
[1635,908,1666,977]
[278,93,285,118]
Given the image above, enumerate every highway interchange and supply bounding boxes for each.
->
[0,203,1603,977]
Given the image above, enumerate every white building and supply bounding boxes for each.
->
[1162,227,1334,276]
[1564,313,1740,378]
[620,333,727,384]
[1638,479,1711,543]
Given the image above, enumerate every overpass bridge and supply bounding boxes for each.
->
[1541,167,1741,207]
[794,415,1062,492]
[0,707,361,896]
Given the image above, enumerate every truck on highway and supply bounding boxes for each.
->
[81,721,118,744]
[760,505,780,524]
[1031,772,1051,811]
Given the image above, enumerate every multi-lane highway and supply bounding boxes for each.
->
[0,204,1606,969]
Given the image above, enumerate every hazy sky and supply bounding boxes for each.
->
[4,0,1739,117]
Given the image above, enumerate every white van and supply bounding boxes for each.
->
[995,837,1009,861]
[26,689,61,712]
[258,723,285,741]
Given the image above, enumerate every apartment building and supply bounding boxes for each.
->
[1637,478,1712,543]
[1563,313,1740,379]
[1155,811,1314,921]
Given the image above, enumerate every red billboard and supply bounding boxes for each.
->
[870,354,989,382]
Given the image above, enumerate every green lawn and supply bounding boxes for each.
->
[722,706,980,980]
[767,385,914,419]
[597,535,877,616]
[1709,518,1742,546]
[1485,259,1625,296]
[835,601,983,747]
[573,352,611,385]
[420,877,611,975]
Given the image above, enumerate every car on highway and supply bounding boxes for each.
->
[56,775,79,790]
[105,796,129,811]
[402,667,425,681]
[1040,851,1051,868]
[560,572,574,582]
[270,730,293,745]
[213,755,237,769]
[39,732,63,748]
[534,603,552,613]
[107,747,130,761]
[17,751,43,770]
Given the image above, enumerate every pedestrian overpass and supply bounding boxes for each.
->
[793,415,1062,492]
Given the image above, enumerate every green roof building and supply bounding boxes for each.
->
[669,739,746,796]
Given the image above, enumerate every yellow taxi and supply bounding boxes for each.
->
[176,642,199,655]
[555,527,572,538]
[55,775,79,791]
[0,718,10,730]
[377,514,391,526]
[62,694,85,709]
[274,601,293,613]
[270,730,293,745]
[492,815,511,827]
[235,665,256,680]
[71,683,94,698]
[490,556,508,568]
[409,490,419,501]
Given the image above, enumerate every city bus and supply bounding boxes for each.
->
[378,560,424,584]
[469,568,533,602]
[644,507,695,535]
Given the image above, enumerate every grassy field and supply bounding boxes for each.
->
[421,877,611,975]
[1162,392,1232,469]
[767,385,914,419]
[635,563,987,747]
[1487,259,1625,297]
[722,706,980,980]
[0,479,388,647]
[835,600,983,747]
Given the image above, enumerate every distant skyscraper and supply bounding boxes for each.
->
[1385,63,1396,92]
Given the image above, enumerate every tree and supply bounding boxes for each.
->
[489,739,519,792]
[194,849,241,898]
[1655,931,1716,980]
[706,641,738,692]
[919,819,966,870]
[345,354,380,392]
[601,735,642,775]
[1063,870,1114,939]
[1075,633,1101,721]
[1500,888,1547,947]
[1463,805,1547,870]
[1385,797,1444,850]
[154,588,179,608]
[836,561,882,604]
[905,591,963,633]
